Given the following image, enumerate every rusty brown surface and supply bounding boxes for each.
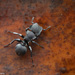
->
[0,0,75,75]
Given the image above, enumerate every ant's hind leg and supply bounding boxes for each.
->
[7,31,24,38]
[27,42,34,66]
[4,39,22,47]
[43,26,51,31]
[29,46,33,64]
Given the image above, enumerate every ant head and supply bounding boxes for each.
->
[30,23,43,36]
[15,44,27,56]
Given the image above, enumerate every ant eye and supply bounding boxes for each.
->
[15,44,27,56]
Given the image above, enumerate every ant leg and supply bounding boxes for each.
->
[26,17,34,31]
[43,26,51,31]
[4,39,22,47]
[26,42,34,66]
[31,17,34,24]
[29,46,33,63]
[29,46,34,66]
[26,27,29,31]
[26,25,33,31]
[31,41,44,48]
[7,31,24,38]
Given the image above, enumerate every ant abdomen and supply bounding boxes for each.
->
[15,44,27,56]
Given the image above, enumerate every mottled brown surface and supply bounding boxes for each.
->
[0,0,75,75]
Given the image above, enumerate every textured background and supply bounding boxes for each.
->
[0,0,75,75]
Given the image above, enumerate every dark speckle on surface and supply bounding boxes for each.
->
[50,0,63,8]
[59,67,67,73]
[3,66,12,72]
[56,73,61,75]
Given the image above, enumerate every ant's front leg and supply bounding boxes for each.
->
[31,17,34,24]
[43,26,51,31]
